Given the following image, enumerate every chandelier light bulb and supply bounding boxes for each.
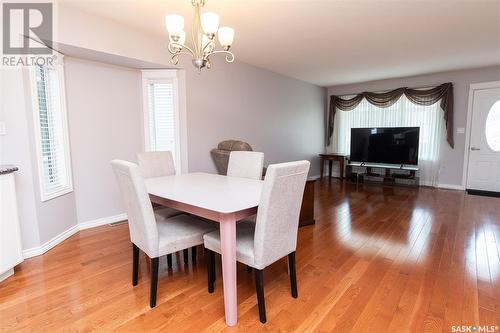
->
[201,12,220,35]
[165,14,184,37]
[218,27,234,49]
[170,30,186,47]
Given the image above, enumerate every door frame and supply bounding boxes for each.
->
[462,80,500,189]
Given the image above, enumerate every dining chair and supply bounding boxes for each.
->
[227,151,265,180]
[227,151,264,229]
[111,159,215,307]
[203,160,310,323]
[137,151,196,265]
[137,151,176,178]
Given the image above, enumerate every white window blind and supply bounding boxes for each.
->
[33,65,72,200]
[146,80,176,155]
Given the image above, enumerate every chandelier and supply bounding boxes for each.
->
[165,0,235,72]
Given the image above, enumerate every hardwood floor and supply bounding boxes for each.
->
[1,180,499,332]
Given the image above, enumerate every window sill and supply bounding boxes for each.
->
[40,186,74,202]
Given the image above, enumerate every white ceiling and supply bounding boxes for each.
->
[56,0,500,87]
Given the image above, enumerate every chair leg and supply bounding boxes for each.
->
[207,250,215,293]
[183,249,189,264]
[167,254,172,268]
[192,246,197,263]
[150,257,159,308]
[288,252,298,298]
[254,269,267,323]
[132,243,139,286]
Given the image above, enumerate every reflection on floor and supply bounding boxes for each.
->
[0,180,498,332]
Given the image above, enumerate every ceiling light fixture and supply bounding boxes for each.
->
[165,0,235,72]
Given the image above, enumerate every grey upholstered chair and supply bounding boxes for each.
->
[227,151,265,180]
[137,151,196,266]
[137,151,176,178]
[204,160,310,323]
[111,160,215,307]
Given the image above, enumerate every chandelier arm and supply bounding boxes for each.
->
[208,50,235,63]
[168,42,195,57]
[202,40,215,54]
[170,51,196,65]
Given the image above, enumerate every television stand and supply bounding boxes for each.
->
[346,162,419,187]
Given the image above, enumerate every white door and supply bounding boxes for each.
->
[466,84,500,192]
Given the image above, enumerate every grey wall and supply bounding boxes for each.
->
[1,67,80,248]
[64,57,143,223]
[327,66,500,187]
[1,56,326,251]
[1,68,41,249]
[1,58,143,250]
[185,60,327,176]
[21,69,80,244]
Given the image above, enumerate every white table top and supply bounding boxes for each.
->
[145,172,263,214]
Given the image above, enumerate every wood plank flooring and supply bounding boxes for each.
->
[1,180,499,332]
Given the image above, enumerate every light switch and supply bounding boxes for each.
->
[0,122,6,136]
[457,127,465,134]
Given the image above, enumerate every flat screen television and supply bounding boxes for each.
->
[350,127,420,165]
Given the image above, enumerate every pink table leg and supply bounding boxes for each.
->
[219,214,237,326]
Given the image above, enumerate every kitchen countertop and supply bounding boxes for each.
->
[0,165,18,175]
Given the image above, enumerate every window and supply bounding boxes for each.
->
[331,95,444,186]
[31,63,73,201]
[485,100,500,152]
[147,82,176,152]
[142,70,183,172]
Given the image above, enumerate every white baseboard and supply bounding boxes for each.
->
[22,212,128,259]
[0,269,15,283]
[79,213,128,230]
[23,224,80,259]
[437,183,465,191]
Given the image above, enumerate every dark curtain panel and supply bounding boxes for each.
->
[327,83,454,148]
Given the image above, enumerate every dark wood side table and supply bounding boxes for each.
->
[299,179,315,227]
[319,154,347,180]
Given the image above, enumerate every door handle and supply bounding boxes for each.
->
[470,147,481,151]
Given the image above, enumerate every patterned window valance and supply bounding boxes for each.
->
[327,82,454,148]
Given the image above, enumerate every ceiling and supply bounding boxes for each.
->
[56,0,500,87]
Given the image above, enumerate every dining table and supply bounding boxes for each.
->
[145,172,263,327]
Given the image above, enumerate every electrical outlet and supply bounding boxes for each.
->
[0,122,6,136]
[457,127,465,134]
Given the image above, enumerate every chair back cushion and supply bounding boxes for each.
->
[227,151,265,180]
[253,160,310,268]
[111,160,159,257]
[137,151,176,178]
